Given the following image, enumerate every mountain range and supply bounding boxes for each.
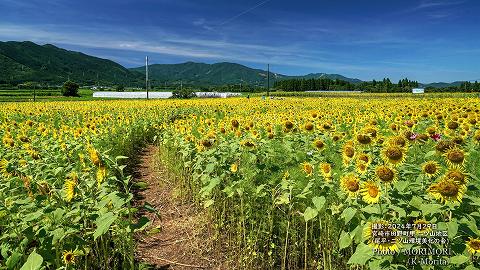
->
[0,41,142,85]
[0,41,467,87]
[129,62,363,86]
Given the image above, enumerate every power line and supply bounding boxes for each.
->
[218,0,272,27]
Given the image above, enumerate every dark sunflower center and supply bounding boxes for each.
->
[344,147,355,158]
[386,148,403,161]
[368,186,379,197]
[436,141,454,153]
[470,240,480,250]
[438,182,459,197]
[358,163,367,171]
[315,140,324,149]
[395,138,406,147]
[424,163,437,174]
[201,140,213,147]
[377,167,394,182]
[285,121,293,129]
[447,151,464,164]
[305,123,314,131]
[231,119,239,128]
[447,121,459,129]
[447,171,465,183]
[357,134,371,144]
[244,141,255,147]
[347,180,359,192]
[359,155,369,163]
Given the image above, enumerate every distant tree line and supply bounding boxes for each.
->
[357,78,419,93]
[274,78,355,91]
[274,78,421,92]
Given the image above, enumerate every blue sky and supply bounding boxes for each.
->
[0,0,479,83]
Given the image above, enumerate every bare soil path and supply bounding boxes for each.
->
[133,146,230,270]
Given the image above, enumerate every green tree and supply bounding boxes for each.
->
[115,85,125,92]
[171,88,196,99]
[61,81,79,97]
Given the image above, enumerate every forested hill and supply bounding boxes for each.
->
[130,62,285,86]
[0,41,143,86]
[129,62,363,86]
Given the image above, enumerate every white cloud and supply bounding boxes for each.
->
[414,0,466,10]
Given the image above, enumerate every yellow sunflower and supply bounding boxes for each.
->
[443,147,466,168]
[304,122,314,131]
[427,178,465,204]
[88,147,102,167]
[284,120,294,131]
[64,179,77,202]
[62,250,76,265]
[360,181,381,204]
[230,163,238,173]
[313,139,325,151]
[375,165,397,185]
[340,174,360,198]
[364,220,401,252]
[302,162,314,177]
[381,145,406,166]
[240,140,256,148]
[96,166,107,184]
[444,168,468,186]
[466,238,480,255]
[342,142,355,164]
[319,162,332,180]
[0,159,11,177]
[356,161,368,175]
[422,161,440,178]
[356,133,372,145]
[356,152,371,165]
[388,135,407,148]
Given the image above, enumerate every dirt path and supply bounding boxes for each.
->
[133,146,229,270]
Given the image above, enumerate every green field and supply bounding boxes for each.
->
[0,89,96,102]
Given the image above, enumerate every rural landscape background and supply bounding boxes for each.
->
[1,0,480,270]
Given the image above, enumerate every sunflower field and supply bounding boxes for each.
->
[1,96,480,270]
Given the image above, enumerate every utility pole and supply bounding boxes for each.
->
[267,64,270,97]
[146,56,149,99]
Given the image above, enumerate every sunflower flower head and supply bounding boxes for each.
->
[422,161,440,178]
[375,165,397,184]
[319,162,332,180]
[427,178,465,204]
[230,163,238,173]
[443,147,466,168]
[62,250,76,265]
[360,181,381,204]
[302,162,313,177]
[340,174,360,198]
[381,145,406,166]
[64,179,77,202]
[466,238,480,255]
